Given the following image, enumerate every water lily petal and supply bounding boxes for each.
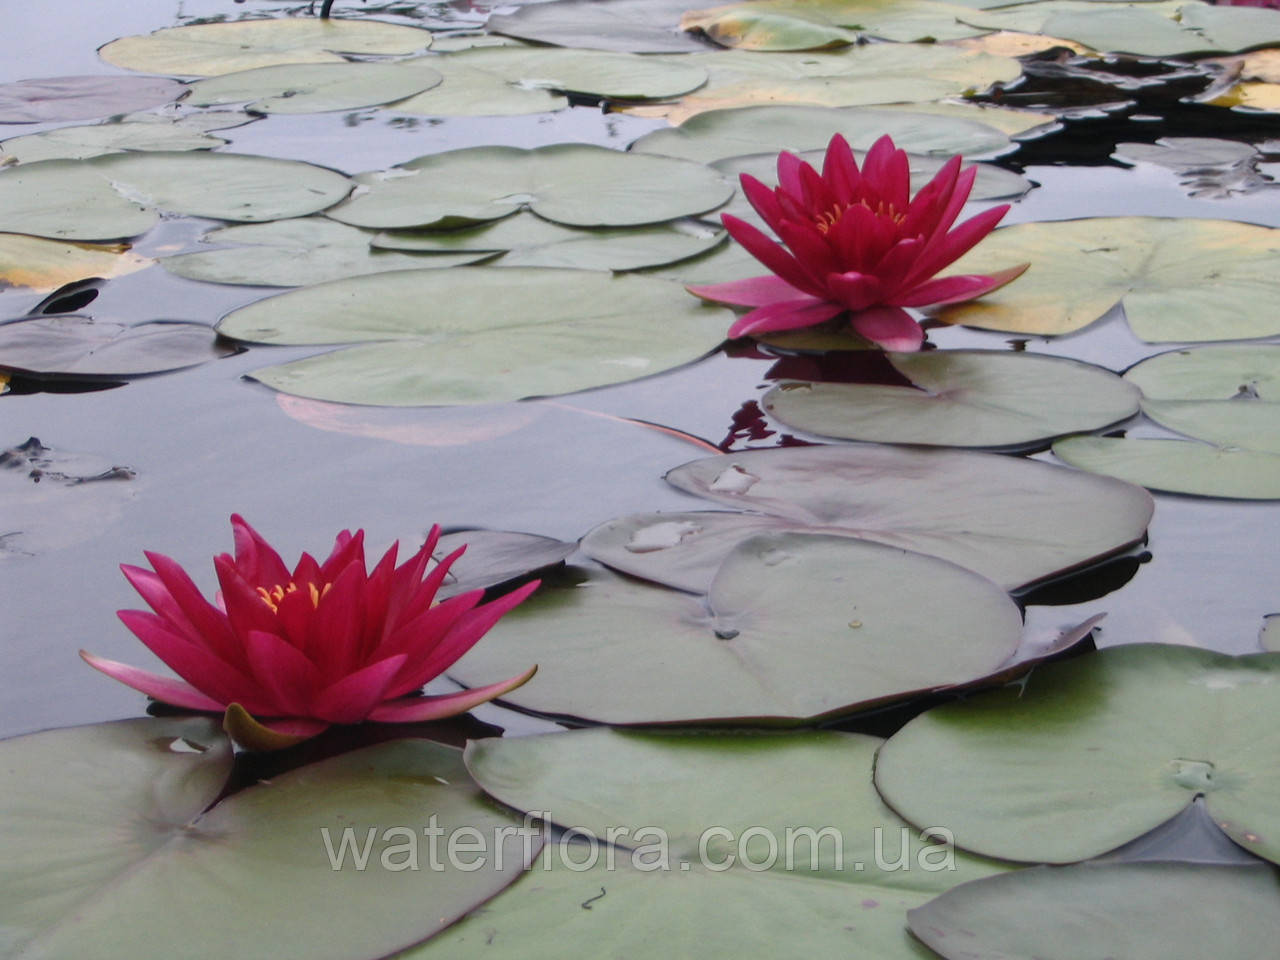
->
[313,653,407,724]
[729,297,845,338]
[722,213,824,295]
[230,514,291,587]
[898,154,961,240]
[827,271,883,313]
[368,665,538,724]
[244,628,323,717]
[222,703,328,752]
[686,274,808,307]
[906,199,1007,290]
[892,263,1029,308]
[740,173,786,233]
[776,219,842,280]
[821,133,860,207]
[117,608,262,707]
[849,305,924,351]
[776,150,807,200]
[79,650,226,712]
[215,555,283,639]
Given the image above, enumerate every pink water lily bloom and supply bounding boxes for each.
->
[82,515,538,750]
[688,133,1028,351]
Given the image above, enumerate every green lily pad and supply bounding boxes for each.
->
[1125,344,1280,401]
[372,213,726,272]
[486,0,710,53]
[631,104,1014,164]
[761,350,1139,448]
[1052,435,1280,499]
[681,0,993,49]
[934,217,1280,341]
[875,643,1280,864]
[0,152,351,241]
[405,728,1008,959]
[909,862,1280,960]
[99,18,433,77]
[435,528,576,599]
[956,1,1193,55]
[186,61,442,113]
[0,120,227,165]
[1263,615,1280,652]
[0,75,185,123]
[451,532,1025,725]
[0,719,539,959]
[0,235,151,291]
[216,267,730,405]
[1140,399,1280,455]
[327,144,731,230]
[161,218,488,287]
[392,47,707,119]
[0,315,230,378]
[1049,1,1280,57]
[581,443,1154,594]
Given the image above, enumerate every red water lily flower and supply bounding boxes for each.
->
[81,515,538,750]
[687,133,1028,350]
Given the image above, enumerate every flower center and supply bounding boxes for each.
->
[256,581,330,613]
[814,199,905,234]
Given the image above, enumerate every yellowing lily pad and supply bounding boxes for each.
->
[186,61,443,113]
[215,267,731,405]
[326,144,732,229]
[875,644,1280,864]
[761,350,1140,448]
[99,18,433,77]
[0,234,150,291]
[934,217,1280,342]
[451,533,1024,725]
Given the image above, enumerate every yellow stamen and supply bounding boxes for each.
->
[256,581,331,613]
[814,199,905,235]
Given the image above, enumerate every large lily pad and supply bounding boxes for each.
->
[934,217,1280,341]
[99,19,433,76]
[372,213,725,272]
[161,219,488,287]
[909,862,1280,960]
[435,529,576,599]
[0,75,185,123]
[327,145,731,229]
[216,267,731,405]
[681,0,993,48]
[0,120,227,165]
[1126,344,1280,401]
[0,315,230,378]
[0,152,352,241]
[955,1,1203,56]
[486,0,709,53]
[580,444,1154,594]
[451,532,1025,725]
[875,643,1280,864]
[1139,399,1280,455]
[186,61,443,113]
[1053,435,1280,499]
[0,719,539,959]
[0,235,150,291]
[405,728,1008,959]
[630,104,1015,164]
[761,350,1139,448]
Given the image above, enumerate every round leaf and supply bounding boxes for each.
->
[327,144,732,229]
[1140,399,1280,455]
[761,350,1140,448]
[0,75,184,123]
[934,217,1280,342]
[99,19,433,77]
[875,644,1280,864]
[0,316,230,378]
[0,234,150,291]
[486,0,709,53]
[187,62,443,114]
[435,529,576,599]
[0,159,159,240]
[1125,344,1280,401]
[1053,435,1280,499]
[909,862,1280,960]
[681,0,993,48]
[215,267,730,405]
[1,120,227,165]
[581,443,1154,594]
[451,533,1024,725]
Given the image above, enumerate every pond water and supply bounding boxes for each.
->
[2,0,1279,934]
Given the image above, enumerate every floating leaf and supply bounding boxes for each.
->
[0,235,150,291]
[761,350,1139,448]
[216,267,730,405]
[581,444,1154,594]
[1053,436,1280,499]
[161,218,487,287]
[875,644,1280,864]
[451,532,1026,725]
[327,145,731,230]
[0,152,351,241]
[0,76,185,123]
[630,104,1014,164]
[390,59,567,115]
[681,0,993,49]
[187,61,442,114]
[909,862,1280,960]
[436,529,576,598]
[1263,614,1280,652]
[0,120,227,165]
[407,728,1007,959]
[1140,399,1280,454]
[1125,344,1280,401]
[373,213,725,272]
[956,1,1200,56]
[0,315,231,378]
[99,19,433,77]
[934,217,1280,341]
[0,720,538,959]
[486,0,709,53]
